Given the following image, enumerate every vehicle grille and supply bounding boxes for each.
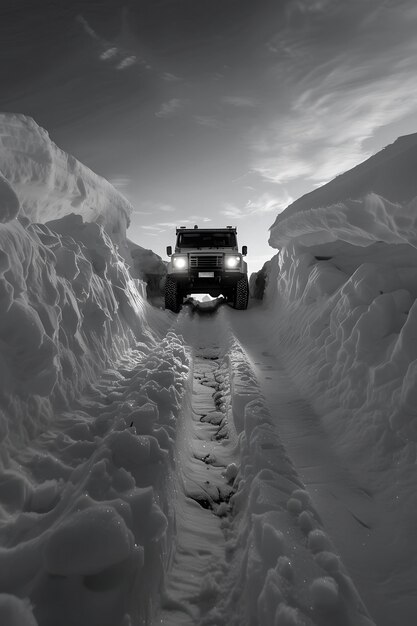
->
[189,254,223,269]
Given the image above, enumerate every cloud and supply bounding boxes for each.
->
[194,115,222,129]
[109,177,131,189]
[161,72,181,82]
[77,14,142,71]
[222,96,259,108]
[220,203,245,219]
[135,202,178,216]
[142,221,186,233]
[188,216,211,223]
[142,216,211,234]
[77,15,99,40]
[246,192,293,215]
[100,47,118,60]
[253,64,417,184]
[158,221,184,228]
[220,192,291,220]
[155,98,185,118]
[141,219,191,234]
[287,0,334,17]
[252,1,417,186]
[117,56,137,70]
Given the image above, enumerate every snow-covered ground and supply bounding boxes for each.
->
[1,114,417,625]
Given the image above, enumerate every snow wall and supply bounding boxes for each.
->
[0,114,184,625]
[0,113,157,436]
[0,113,166,294]
[0,114,132,244]
[267,193,417,472]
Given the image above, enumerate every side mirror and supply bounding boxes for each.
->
[166,245,172,256]
[242,245,247,256]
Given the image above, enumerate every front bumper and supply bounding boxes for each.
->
[170,270,246,295]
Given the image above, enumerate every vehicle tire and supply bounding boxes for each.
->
[165,276,183,312]
[232,276,249,310]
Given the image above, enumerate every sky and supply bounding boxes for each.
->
[2,0,417,273]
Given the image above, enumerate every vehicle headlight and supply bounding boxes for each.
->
[172,255,188,270]
[225,255,241,269]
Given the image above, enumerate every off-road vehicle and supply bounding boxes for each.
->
[165,226,249,312]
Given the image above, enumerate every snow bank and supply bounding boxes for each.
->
[127,239,167,302]
[1,113,166,293]
[0,113,132,248]
[270,193,417,249]
[266,193,417,472]
[270,132,417,226]
[0,114,191,625]
[0,214,153,440]
[0,172,20,223]
[249,259,271,300]
[0,594,37,626]
[0,327,190,626]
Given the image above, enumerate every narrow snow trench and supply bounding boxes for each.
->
[226,305,410,626]
[155,318,238,624]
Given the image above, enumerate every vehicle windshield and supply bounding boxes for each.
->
[177,231,237,248]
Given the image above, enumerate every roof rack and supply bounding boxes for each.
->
[175,226,238,233]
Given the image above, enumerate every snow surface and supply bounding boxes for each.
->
[265,191,417,625]
[1,112,417,626]
[0,114,183,626]
[0,114,131,241]
[0,113,166,291]
[268,192,417,465]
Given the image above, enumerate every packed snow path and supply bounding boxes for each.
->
[155,301,417,626]
[155,321,238,624]
[153,304,374,626]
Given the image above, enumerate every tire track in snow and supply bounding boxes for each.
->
[155,314,239,625]
[157,304,374,626]
[225,304,387,625]
[186,354,235,513]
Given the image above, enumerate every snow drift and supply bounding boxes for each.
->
[0,113,131,240]
[266,132,417,475]
[0,113,161,439]
[0,113,166,292]
[267,189,417,475]
[261,149,417,624]
[0,113,185,626]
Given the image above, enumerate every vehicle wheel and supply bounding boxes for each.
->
[232,276,249,310]
[165,277,183,312]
